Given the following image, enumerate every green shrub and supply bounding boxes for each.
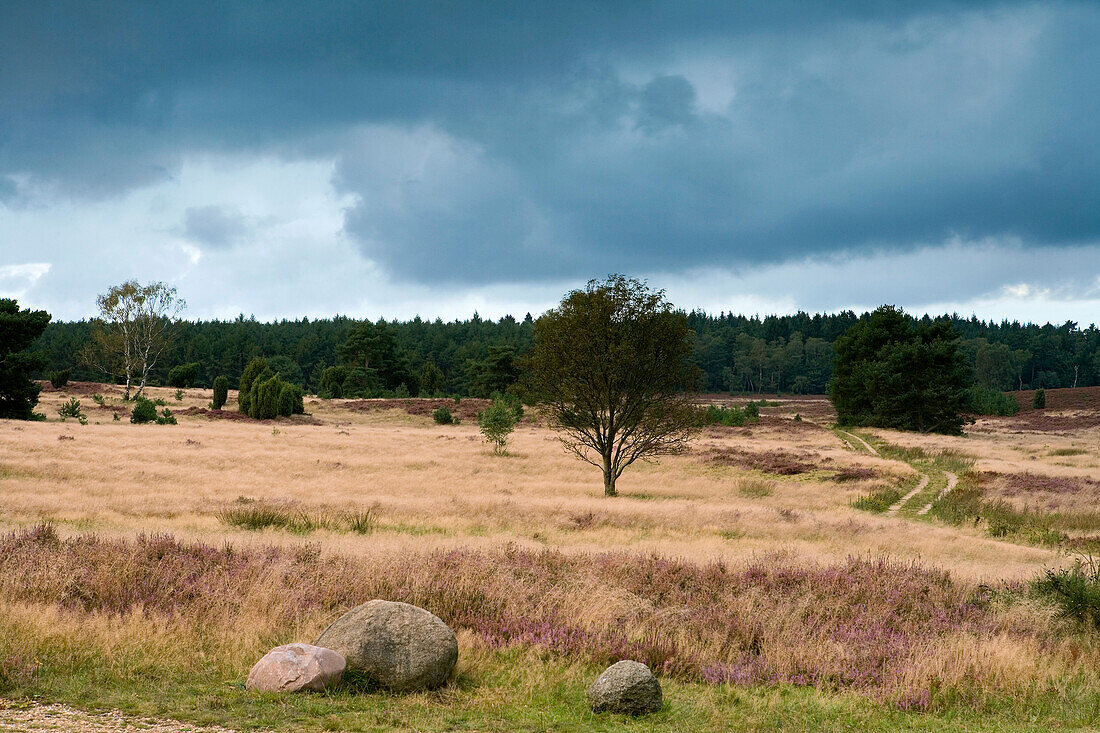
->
[433,406,454,425]
[701,404,747,427]
[212,376,229,410]
[238,357,271,414]
[130,397,158,424]
[1033,555,1100,628]
[158,408,177,425]
[1034,388,1046,409]
[318,366,347,399]
[57,397,86,425]
[965,386,1019,416]
[174,388,184,402]
[277,383,304,417]
[91,393,106,406]
[49,369,70,389]
[250,374,280,420]
[167,362,201,388]
[745,401,760,419]
[489,390,524,420]
[478,399,517,454]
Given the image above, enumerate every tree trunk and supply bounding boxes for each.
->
[124,375,132,401]
[602,455,617,496]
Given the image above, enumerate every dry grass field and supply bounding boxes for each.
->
[3,383,1100,731]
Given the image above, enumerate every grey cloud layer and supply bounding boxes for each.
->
[2,0,1098,285]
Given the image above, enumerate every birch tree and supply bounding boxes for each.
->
[84,281,185,400]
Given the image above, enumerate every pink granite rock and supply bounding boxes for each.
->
[246,643,345,692]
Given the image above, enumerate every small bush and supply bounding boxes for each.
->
[701,404,747,427]
[167,362,201,388]
[745,401,760,419]
[49,369,70,389]
[130,397,158,424]
[478,399,517,454]
[432,406,454,425]
[1033,388,1046,409]
[1033,555,1100,628]
[174,388,184,402]
[212,375,229,410]
[158,408,177,425]
[92,393,106,406]
[57,398,86,425]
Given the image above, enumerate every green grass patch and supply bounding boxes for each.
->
[7,643,1100,732]
[851,486,905,513]
[1049,448,1088,457]
[218,502,377,536]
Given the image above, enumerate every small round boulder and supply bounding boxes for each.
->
[246,643,345,692]
[314,599,458,692]
[587,660,663,715]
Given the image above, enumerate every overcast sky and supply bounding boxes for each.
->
[2,1,1099,325]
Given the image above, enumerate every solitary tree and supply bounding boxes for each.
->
[525,276,701,496]
[829,305,970,434]
[83,281,186,399]
[0,298,51,419]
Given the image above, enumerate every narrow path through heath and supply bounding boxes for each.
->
[887,474,929,516]
[837,430,879,456]
[918,471,958,516]
[0,701,237,733]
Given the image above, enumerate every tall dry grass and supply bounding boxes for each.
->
[2,524,1094,709]
[1,385,1078,581]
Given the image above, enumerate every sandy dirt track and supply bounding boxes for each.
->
[0,701,237,733]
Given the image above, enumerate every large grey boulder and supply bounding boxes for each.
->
[587,660,663,715]
[314,599,458,692]
[246,643,345,692]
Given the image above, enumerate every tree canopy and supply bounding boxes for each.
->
[524,276,701,496]
[0,298,51,419]
[828,305,971,434]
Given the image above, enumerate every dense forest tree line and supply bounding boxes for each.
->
[28,309,1100,397]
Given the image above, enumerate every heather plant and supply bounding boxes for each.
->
[212,375,228,410]
[478,399,517,454]
[49,369,70,389]
[0,526,1051,706]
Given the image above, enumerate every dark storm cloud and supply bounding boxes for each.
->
[182,205,249,249]
[2,0,1098,284]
